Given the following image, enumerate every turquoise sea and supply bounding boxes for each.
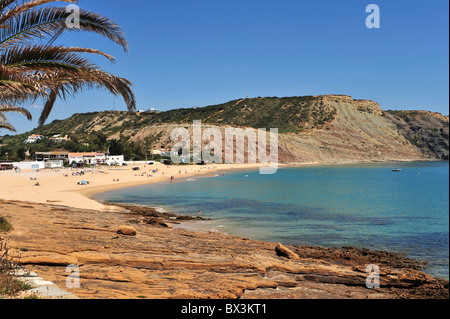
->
[96,161,449,279]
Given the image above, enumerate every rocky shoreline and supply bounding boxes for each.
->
[1,199,448,299]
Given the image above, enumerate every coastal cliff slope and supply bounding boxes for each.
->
[275,95,426,163]
[384,110,449,160]
[1,95,447,163]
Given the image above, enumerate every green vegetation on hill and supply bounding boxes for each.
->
[0,96,339,161]
[0,131,153,162]
[21,96,337,135]
[1,96,447,162]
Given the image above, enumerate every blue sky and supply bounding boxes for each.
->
[4,0,449,134]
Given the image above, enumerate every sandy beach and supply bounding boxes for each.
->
[0,159,394,212]
[0,162,267,211]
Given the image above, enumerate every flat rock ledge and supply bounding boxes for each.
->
[1,199,448,299]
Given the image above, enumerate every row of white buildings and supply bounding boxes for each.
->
[9,152,125,171]
[8,153,125,171]
[36,151,124,165]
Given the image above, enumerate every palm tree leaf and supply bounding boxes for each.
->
[0,122,16,132]
[0,104,32,120]
[0,44,116,67]
[0,0,76,24]
[37,87,55,127]
[1,1,135,129]
[0,0,16,15]
[36,69,136,127]
[0,7,129,51]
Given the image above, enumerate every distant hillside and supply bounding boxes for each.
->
[0,95,448,163]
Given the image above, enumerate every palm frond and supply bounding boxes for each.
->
[0,77,43,102]
[0,122,16,132]
[37,70,136,127]
[0,0,135,129]
[0,45,105,76]
[0,0,76,24]
[0,44,116,67]
[0,0,16,15]
[0,102,34,132]
[0,104,32,120]
[37,86,55,126]
[0,7,129,51]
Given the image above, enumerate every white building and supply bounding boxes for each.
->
[25,134,44,144]
[44,160,63,169]
[138,108,161,114]
[13,161,45,170]
[68,152,106,165]
[11,160,63,170]
[106,155,124,166]
[49,134,70,143]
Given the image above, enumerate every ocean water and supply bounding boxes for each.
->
[96,161,449,279]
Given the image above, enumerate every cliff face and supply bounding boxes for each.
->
[276,95,424,163]
[123,95,428,164]
[2,95,447,164]
[384,111,449,160]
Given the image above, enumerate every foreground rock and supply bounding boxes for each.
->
[117,225,137,236]
[1,199,447,299]
[275,243,300,260]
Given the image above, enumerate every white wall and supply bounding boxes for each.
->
[44,161,63,169]
[106,155,124,165]
[13,161,45,170]
[68,156,83,163]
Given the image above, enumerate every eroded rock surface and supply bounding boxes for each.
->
[1,200,447,299]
